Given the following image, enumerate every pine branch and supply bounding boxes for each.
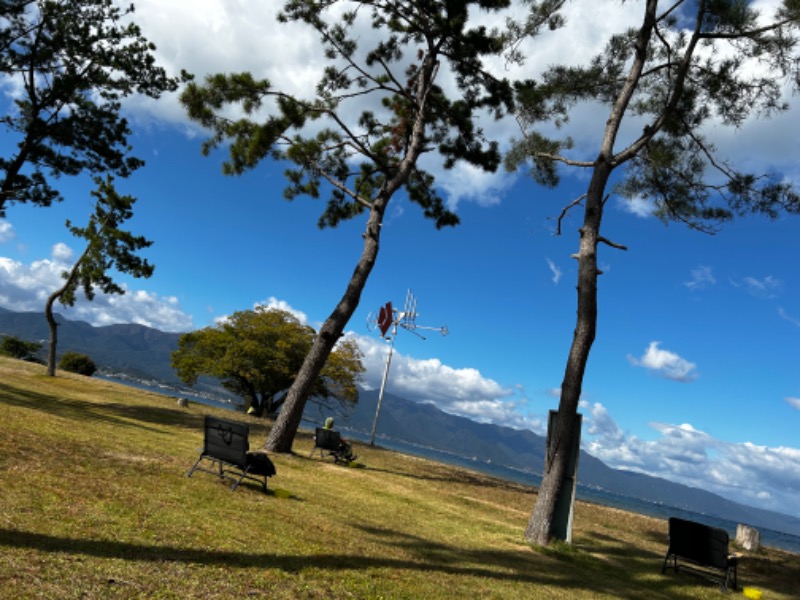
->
[307,156,372,209]
[697,17,799,41]
[536,153,594,168]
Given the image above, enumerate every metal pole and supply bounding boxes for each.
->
[369,324,397,446]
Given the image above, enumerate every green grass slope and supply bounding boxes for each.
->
[1,356,796,599]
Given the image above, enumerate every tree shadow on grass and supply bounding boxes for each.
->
[579,528,799,597]
[739,551,800,597]
[0,526,673,599]
[0,380,203,433]
[573,530,666,580]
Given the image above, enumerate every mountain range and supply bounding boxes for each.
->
[3,306,799,538]
[0,307,231,399]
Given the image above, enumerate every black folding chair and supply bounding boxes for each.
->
[187,415,275,492]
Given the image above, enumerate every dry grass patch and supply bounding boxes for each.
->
[1,356,798,599]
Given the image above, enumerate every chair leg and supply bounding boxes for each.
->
[230,466,250,491]
[727,563,737,591]
[186,454,205,477]
[661,553,674,574]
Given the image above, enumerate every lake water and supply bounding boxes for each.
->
[97,373,243,412]
[101,375,800,554]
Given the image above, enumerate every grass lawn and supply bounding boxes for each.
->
[1,356,797,599]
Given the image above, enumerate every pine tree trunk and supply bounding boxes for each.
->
[264,204,385,452]
[45,295,59,377]
[44,242,90,377]
[0,140,33,215]
[263,52,439,454]
[525,0,657,545]
[525,166,609,545]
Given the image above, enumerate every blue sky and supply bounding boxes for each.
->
[1,1,799,519]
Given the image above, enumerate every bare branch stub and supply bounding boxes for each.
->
[598,235,628,251]
[556,193,587,236]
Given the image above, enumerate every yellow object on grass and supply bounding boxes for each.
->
[743,587,763,599]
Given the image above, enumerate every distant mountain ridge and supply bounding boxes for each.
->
[2,307,799,538]
[0,307,181,380]
[0,307,230,398]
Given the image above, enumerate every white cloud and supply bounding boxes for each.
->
[617,196,655,218]
[684,265,716,291]
[69,288,192,331]
[778,307,800,327]
[581,401,623,441]
[123,1,318,121]
[144,0,527,206]
[786,397,800,410]
[434,160,519,209]
[0,68,25,101]
[0,254,193,332]
[546,258,562,285]
[353,333,539,431]
[582,403,800,517]
[737,275,781,299]
[628,341,698,382]
[51,242,73,261]
[0,221,14,243]
[255,296,309,326]
[213,298,311,329]
[0,257,63,306]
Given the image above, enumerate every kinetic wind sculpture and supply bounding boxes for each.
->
[366,290,447,446]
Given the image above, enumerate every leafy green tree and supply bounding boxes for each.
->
[180,0,563,452]
[507,0,800,545]
[0,0,178,216]
[58,351,97,376]
[0,335,42,361]
[170,307,365,417]
[45,176,154,376]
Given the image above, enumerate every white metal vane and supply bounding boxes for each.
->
[367,290,447,446]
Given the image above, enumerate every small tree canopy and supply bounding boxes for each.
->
[58,351,97,376]
[0,335,42,361]
[170,307,365,416]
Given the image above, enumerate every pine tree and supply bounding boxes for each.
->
[507,0,799,546]
[180,0,565,452]
[45,176,154,376]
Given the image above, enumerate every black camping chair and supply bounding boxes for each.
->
[187,415,276,492]
[309,427,355,464]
